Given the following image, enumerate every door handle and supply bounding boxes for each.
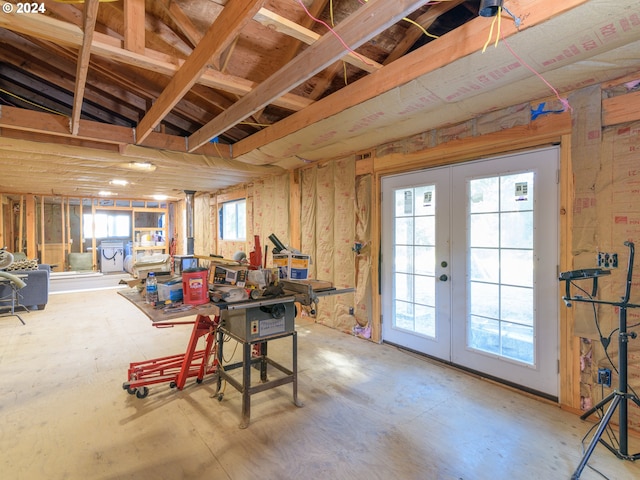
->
[439,274,448,282]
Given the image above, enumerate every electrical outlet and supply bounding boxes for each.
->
[597,368,612,387]
[349,307,354,315]
[597,252,618,268]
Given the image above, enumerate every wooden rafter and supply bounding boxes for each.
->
[383,0,466,65]
[135,0,266,144]
[253,8,382,73]
[71,0,100,135]
[0,3,312,112]
[188,0,431,151]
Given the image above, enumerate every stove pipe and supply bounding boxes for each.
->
[184,190,196,255]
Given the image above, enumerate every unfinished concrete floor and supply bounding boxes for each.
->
[1,287,640,480]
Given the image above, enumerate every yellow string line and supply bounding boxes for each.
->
[0,87,66,116]
[495,7,502,48]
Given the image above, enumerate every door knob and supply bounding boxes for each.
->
[439,274,448,282]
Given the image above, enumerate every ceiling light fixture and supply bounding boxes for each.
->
[128,161,156,172]
[152,195,168,201]
[98,191,116,197]
[479,0,503,17]
[110,179,129,186]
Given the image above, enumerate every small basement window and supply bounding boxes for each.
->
[219,199,246,241]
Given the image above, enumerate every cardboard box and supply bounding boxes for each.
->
[211,264,248,287]
[273,253,310,280]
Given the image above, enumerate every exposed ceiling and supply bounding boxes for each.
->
[0,0,638,200]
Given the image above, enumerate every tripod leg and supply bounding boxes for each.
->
[580,392,616,420]
[572,395,622,479]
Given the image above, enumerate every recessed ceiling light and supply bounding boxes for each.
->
[110,179,129,186]
[98,191,116,196]
[152,195,168,201]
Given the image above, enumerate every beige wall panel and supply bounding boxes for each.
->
[250,174,290,267]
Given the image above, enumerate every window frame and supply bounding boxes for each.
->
[218,197,246,241]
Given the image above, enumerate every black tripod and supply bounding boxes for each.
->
[560,241,640,479]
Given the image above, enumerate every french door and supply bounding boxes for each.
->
[381,147,559,397]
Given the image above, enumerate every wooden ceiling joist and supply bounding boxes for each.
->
[253,8,382,73]
[136,0,266,144]
[188,0,431,151]
[0,3,312,113]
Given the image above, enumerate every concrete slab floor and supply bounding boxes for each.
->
[1,289,639,479]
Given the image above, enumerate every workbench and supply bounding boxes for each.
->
[118,280,353,427]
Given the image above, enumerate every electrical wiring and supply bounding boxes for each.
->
[295,0,374,68]
[571,281,619,372]
[0,87,66,116]
[479,6,572,113]
[500,33,572,113]
[481,7,501,52]
[571,280,640,400]
[357,0,440,40]
[403,17,439,40]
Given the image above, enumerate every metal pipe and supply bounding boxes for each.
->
[184,190,196,255]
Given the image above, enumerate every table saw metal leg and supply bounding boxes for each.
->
[240,340,251,429]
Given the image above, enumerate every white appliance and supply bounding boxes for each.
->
[99,241,124,273]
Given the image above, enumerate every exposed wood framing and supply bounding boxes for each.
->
[136,0,266,144]
[25,195,35,258]
[188,0,432,151]
[0,5,312,113]
[124,0,146,54]
[71,0,100,136]
[39,196,45,264]
[289,170,301,251]
[559,133,580,412]
[602,91,640,127]
[383,0,465,65]
[253,8,382,73]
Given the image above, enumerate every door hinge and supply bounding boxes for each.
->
[380,314,383,325]
[558,359,560,374]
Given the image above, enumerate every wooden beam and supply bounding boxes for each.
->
[602,90,640,126]
[135,0,266,144]
[71,0,100,136]
[383,0,465,65]
[0,104,235,158]
[233,0,589,158]
[0,4,312,112]
[165,0,204,48]
[375,112,572,173]
[253,8,382,73]
[189,0,431,151]
[25,195,36,258]
[124,0,146,54]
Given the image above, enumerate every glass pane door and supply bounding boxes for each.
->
[382,147,559,397]
[468,172,536,364]
[381,168,451,359]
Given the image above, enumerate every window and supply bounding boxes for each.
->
[219,199,246,240]
[83,213,130,238]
